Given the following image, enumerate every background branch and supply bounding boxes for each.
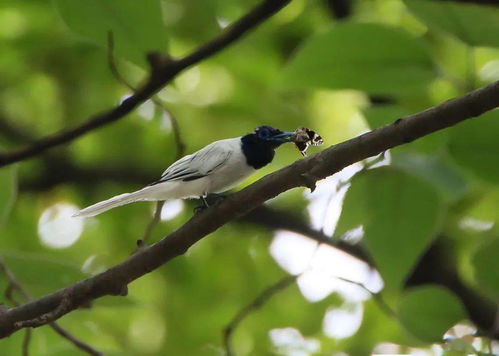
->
[223,275,297,356]
[0,81,497,338]
[0,0,291,168]
[0,258,102,356]
[107,32,186,159]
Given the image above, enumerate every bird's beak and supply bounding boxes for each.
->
[271,132,294,143]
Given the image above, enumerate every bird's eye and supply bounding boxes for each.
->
[259,129,269,138]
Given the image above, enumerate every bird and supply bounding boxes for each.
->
[73,126,294,217]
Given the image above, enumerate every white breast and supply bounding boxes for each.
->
[204,138,255,193]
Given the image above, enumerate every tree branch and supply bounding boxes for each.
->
[0,258,102,355]
[0,0,291,168]
[0,81,498,338]
[107,32,186,159]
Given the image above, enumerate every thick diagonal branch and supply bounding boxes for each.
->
[0,0,291,168]
[0,81,498,338]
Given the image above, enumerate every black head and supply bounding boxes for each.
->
[241,126,294,169]
[253,126,294,147]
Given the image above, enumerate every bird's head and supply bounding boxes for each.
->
[253,126,294,147]
[241,126,294,169]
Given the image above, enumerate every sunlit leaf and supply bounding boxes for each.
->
[448,110,499,183]
[472,238,499,300]
[281,23,435,95]
[337,167,443,290]
[53,0,168,67]
[404,0,499,47]
[398,286,467,343]
[0,166,17,225]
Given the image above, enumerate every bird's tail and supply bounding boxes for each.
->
[73,187,160,218]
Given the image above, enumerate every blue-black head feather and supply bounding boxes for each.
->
[241,126,293,169]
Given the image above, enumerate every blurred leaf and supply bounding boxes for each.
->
[398,286,466,343]
[53,0,168,67]
[363,105,449,154]
[404,0,499,48]
[448,110,499,183]
[0,166,17,225]
[337,167,443,290]
[281,23,435,95]
[445,338,478,355]
[363,105,409,130]
[391,152,468,203]
[471,238,499,299]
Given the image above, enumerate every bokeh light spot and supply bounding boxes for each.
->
[160,199,184,221]
[0,8,26,39]
[323,302,363,339]
[38,203,83,249]
[128,311,166,353]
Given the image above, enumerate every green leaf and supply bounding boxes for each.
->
[281,23,435,95]
[363,105,410,130]
[391,152,468,204]
[472,238,499,299]
[0,166,17,225]
[448,110,499,184]
[53,0,168,67]
[337,167,443,290]
[403,0,499,48]
[398,286,467,343]
[363,105,450,154]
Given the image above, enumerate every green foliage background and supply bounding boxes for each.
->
[0,0,498,355]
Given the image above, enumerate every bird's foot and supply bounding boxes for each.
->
[193,205,208,214]
[193,194,227,213]
[194,195,209,214]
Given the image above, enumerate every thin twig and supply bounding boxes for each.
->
[0,257,30,305]
[107,32,186,159]
[48,322,102,356]
[0,258,102,356]
[137,201,165,248]
[15,293,72,328]
[106,32,134,92]
[223,275,297,356]
[318,151,386,234]
[22,328,32,356]
[336,277,396,318]
[0,0,289,167]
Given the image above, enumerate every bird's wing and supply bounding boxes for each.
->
[150,141,234,185]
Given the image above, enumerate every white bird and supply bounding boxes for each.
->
[73,126,294,217]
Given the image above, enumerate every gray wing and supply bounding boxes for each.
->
[149,142,233,185]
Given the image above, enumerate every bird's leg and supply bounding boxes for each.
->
[194,195,209,213]
[200,195,210,207]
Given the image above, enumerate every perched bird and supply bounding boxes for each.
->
[73,126,294,217]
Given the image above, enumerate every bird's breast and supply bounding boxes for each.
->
[208,150,256,193]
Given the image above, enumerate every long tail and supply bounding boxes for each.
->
[73,187,161,218]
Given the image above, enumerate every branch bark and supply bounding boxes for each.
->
[0,0,291,168]
[0,81,497,338]
[0,258,102,355]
